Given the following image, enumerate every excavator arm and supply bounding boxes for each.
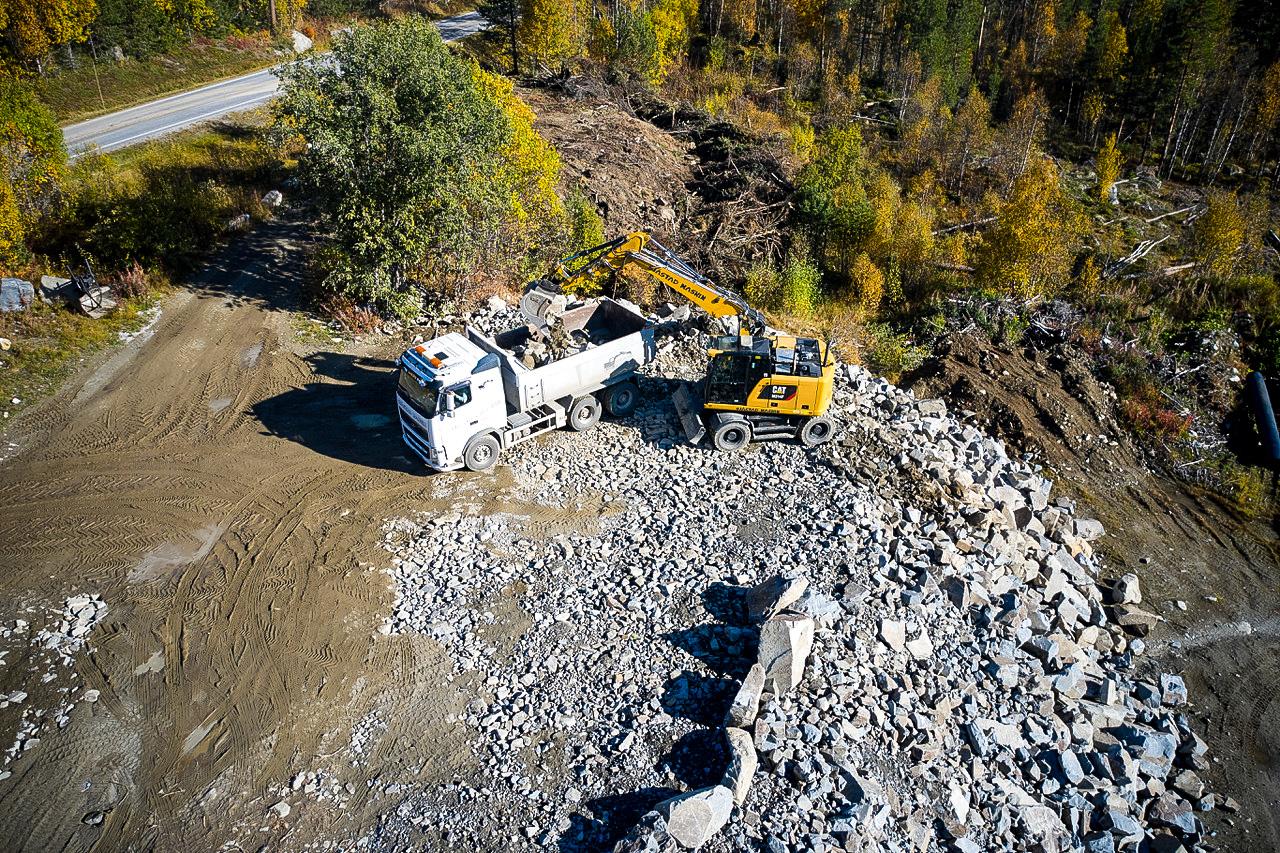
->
[546,231,767,336]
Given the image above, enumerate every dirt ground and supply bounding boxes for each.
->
[522,87,696,247]
[0,212,520,850]
[905,332,1280,850]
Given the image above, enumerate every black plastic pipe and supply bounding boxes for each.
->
[1247,370,1280,464]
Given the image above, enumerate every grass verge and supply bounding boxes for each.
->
[2,113,287,422]
[0,285,167,420]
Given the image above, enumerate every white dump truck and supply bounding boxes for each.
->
[396,293,654,472]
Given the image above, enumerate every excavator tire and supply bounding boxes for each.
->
[603,381,639,417]
[568,395,602,431]
[712,420,750,452]
[463,434,501,472]
[799,415,835,448]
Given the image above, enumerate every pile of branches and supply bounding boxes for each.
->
[629,94,793,284]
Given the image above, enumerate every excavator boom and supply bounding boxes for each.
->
[548,232,767,335]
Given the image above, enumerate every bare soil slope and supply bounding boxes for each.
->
[0,213,483,850]
[905,331,1280,849]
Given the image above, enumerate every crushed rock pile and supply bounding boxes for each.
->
[369,328,1219,853]
[1,593,107,775]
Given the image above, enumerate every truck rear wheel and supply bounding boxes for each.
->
[799,415,835,447]
[603,381,639,418]
[568,396,601,431]
[712,420,750,451]
[463,435,500,472]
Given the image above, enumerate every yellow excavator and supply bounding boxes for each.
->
[535,231,838,451]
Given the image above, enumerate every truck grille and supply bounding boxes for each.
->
[397,401,434,464]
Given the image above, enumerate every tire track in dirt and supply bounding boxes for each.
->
[0,213,478,851]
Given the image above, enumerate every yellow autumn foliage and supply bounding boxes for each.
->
[975,156,1082,297]
[1096,133,1120,200]
[475,68,564,228]
[850,252,884,315]
[1193,189,1246,279]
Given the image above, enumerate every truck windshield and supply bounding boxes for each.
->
[398,369,441,418]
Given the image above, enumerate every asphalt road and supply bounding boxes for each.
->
[62,11,488,158]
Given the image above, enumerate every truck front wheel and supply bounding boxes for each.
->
[603,381,639,418]
[463,435,501,472]
[568,395,602,431]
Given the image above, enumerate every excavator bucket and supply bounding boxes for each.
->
[519,281,568,328]
[672,382,706,445]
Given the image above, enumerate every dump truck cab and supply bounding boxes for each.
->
[396,294,654,472]
[397,333,505,470]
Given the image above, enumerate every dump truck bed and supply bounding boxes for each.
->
[467,297,654,413]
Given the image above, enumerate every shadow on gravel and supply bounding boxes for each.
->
[659,670,737,725]
[702,580,751,624]
[664,623,757,680]
[658,728,730,789]
[252,351,421,473]
[558,787,679,853]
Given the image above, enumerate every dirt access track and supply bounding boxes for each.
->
[0,212,511,849]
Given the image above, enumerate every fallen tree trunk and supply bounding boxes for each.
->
[1144,204,1201,224]
[1103,234,1172,279]
[932,216,996,236]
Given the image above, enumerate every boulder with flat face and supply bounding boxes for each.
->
[0,278,33,313]
[656,785,734,849]
[722,727,756,805]
[757,611,814,694]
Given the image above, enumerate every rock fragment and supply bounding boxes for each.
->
[723,663,764,728]
[656,785,734,849]
[721,727,756,805]
[757,612,814,693]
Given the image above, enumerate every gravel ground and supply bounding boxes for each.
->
[363,318,1220,853]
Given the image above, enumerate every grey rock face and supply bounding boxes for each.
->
[757,612,814,694]
[722,727,757,805]
[1111,573,1142,605]
[656,785,734,849]
[747,575,808,622]
[723,663,765,728]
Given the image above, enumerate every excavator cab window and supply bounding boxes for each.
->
[706,351,770,405]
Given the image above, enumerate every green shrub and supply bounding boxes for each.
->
[743,253,821,317]
[276,18,564,318]
[40,130,276,271]
[862,322,927,380]
[565,187,604,257]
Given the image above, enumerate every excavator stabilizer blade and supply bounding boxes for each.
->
[673,382,706,445]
